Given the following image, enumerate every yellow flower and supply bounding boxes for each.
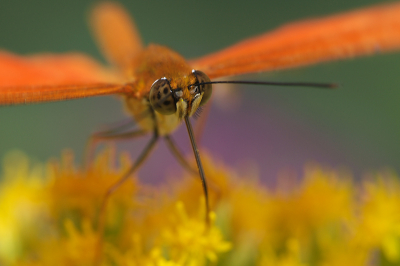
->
[358,173,400,262]
[161,201,231,264]
[1,149,400,265]
[47,148,137,224]
[258,238,307,266]
[0,151,49,263]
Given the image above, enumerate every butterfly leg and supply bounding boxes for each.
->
[184,116,211,226]
[94,130,158,263]
[164,135,197,175]
[164,135,222,201]
[84,124,147,168]
[97,130,158,224]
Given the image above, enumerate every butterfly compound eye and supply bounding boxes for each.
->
[192,70,212,106]
[149,78,176,115]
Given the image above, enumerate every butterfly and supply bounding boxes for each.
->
[1,1,400,223]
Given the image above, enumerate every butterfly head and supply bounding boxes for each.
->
[149,70,212,118]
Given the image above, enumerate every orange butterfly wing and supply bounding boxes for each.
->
[2,2,400,104]
[90,2,143,69]
[190,2,400,79]
[0,2,143,106]
[0,51,126,105]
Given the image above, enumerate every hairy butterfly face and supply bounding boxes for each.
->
[149,70,212,118]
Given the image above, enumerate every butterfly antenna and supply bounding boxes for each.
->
[193,80,337,89]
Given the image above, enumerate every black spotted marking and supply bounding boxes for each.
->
[150,77,177,115]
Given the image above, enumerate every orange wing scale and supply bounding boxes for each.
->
[90,2,143,69]
[0,51,120,86]
[0,51,126,105]
[0,83,127,105]
[190,2,400,79]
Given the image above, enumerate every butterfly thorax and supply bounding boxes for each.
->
[125,44,193,97]
[122,44,200,136]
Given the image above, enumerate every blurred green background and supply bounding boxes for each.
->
[0,0,399,184]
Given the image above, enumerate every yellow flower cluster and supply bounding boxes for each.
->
[0,149,400,266]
